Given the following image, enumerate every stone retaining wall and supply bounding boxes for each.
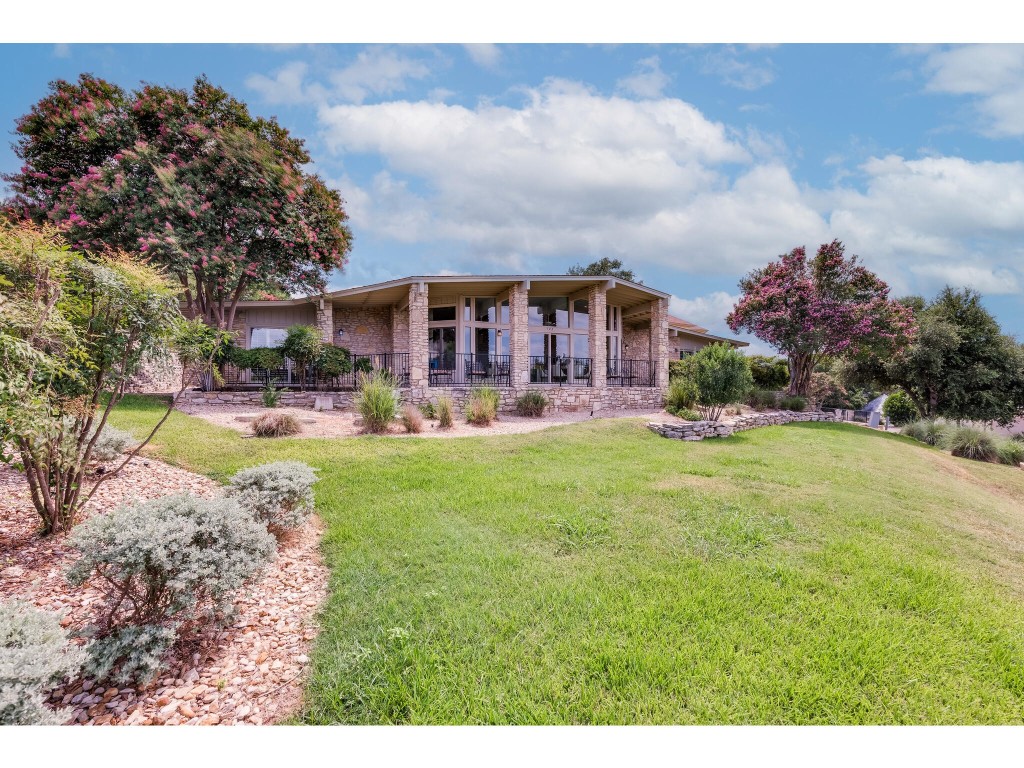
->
[648,410,841,441]
[180,390,355,409]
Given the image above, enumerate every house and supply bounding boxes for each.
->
[187,274,747,412]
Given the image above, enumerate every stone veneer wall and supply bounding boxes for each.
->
[391,305,409,356]
[588,284,607,388]
[648,410,840,441]
[407,386,664,414]
[408,284,430,393]
[650,298,669,389]
[622,322,650,361]
[333,306,392,356]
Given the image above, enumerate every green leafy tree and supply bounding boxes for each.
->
[843,287,1024,425]
[688,342,754,421]
[567,257,639,283]
[0,222,206,534]
[746,355,790,390]
[882,390,919,426]
[280,325,323,391]
[6,74,353,331]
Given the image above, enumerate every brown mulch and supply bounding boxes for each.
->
[0,457,328,726]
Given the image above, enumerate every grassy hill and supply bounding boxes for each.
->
[112,397,1024,724]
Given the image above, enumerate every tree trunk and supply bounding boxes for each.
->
[788,354,814,396]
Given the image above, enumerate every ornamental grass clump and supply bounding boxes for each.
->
[902,418,949,446]
[942,425,998,463]
[436,396,455,430]
[515,390,548,417]
[251,411,301,438]
[996,439,1024,467]
[227,461,318,531]
[779,395,807,412]
[665,375,697,414]
[0,600,85,725]
[466,387,499,426]
[355,369,401,433]
[400,404,424,434]
[67,493,276,685]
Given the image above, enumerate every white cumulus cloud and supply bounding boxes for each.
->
[922,44,1024,137]
[616,56,671,99]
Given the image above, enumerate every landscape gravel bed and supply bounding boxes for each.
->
[0,457,328,726]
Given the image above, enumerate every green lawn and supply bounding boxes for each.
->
[111,396,1024,724]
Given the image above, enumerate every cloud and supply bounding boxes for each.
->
[52,43,71,59]
[922,44,1024,137]
[910,264,1021,295]
[246,48,433,106]
[700,46,776,91]
[616,56,671,99]
[246,61,326,105]
[669,291,738,331]
[319,78,821,273]
[464,44,502,70]
[329,47,432,103]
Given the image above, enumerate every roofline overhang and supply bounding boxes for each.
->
[318,274,672,301]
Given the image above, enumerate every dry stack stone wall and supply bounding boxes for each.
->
[648,410,840,441]
[180,390,355,409]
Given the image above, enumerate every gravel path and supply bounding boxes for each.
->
[177,403,673,439]
[0,456,328,726]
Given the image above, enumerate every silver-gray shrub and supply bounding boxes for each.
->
[0,600,84,725]
[67,493,276,684]
[227,461,318,530]
[89,425,138,462]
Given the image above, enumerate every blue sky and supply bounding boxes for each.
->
[1,43,1022,352]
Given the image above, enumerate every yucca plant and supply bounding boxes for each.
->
[355,369,401,433]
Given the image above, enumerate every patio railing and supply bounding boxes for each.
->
[429,353,511,388]
[529,356,593,386]
[218,352,410,391]
[606,358,655,387]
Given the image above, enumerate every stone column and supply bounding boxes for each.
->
[408,283,429,395]
[649,297,669,389]
[587,283,607,389]
[316,299,334,344]
[509,281,530,389]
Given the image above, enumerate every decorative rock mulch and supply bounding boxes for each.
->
[647,409,841,441]
[0,456,328,726]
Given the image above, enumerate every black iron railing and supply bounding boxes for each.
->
[429,353,511,387]
[218,352,410,391]
[606,358,655,387]
[529,356,593,386]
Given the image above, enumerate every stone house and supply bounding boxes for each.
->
[183,274,747,412]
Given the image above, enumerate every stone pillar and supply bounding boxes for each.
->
[316,299,334,344]
[408,283,429,394]
[650,297,669,389]
[587,283,607,389]
[509,281,530,389]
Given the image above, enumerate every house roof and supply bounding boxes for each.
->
[234,274,746,345]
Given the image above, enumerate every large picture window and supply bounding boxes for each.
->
[250,327,287,348]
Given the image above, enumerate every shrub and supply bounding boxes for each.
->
[689,343,753,421]
[355,369,401,433]
[251,411,301,437]
[89,425,138,462]
[261,383,282,408]
[668,358,694,381]
[317,345,352,379]
[883,390,919,426]
[418,401,437,420]
[943,425,998,463]
[466,387,500,426]
[0,600,84,725]
[230,346,285,379]
[747,389,778,410]
[665,376,698,412]
[436,396,455,430]
[67,493,276,684]
[996,439,1024,467]
[1013,433,1024,444]
[515,390,548,417]
[779,395,807,412]
[227,461,318,530]
[400,404,424,434]
[746,355,790,390]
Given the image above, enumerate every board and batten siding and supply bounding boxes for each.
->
[237,304,317,348]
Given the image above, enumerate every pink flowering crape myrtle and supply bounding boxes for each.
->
[727,240,916,396]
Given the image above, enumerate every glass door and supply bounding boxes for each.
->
[429,327,456,372]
